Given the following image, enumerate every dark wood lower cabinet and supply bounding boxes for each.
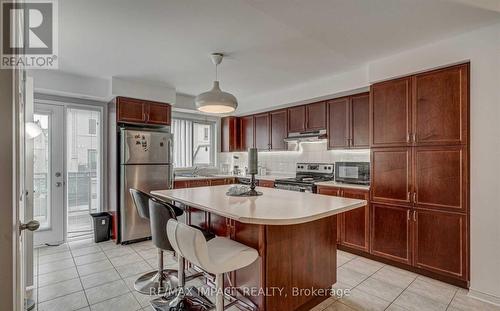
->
[317,186,369,251]
[413,209,467,280]
[185,208,337,311]
[341,188,369,252]
[370,203,412,265]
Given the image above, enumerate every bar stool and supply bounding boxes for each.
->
[166,219,259,311]
[129,189,183,295]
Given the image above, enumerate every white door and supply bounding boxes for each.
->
[33,103,65,246]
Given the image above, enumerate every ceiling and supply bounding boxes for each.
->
[59,0,500,103]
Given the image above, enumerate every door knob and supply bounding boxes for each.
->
[19,220,40,233]
[55,182,62,187]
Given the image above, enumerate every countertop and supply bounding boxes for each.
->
[314,181,370,191]
[174,174,292,182]
[151,185,366,225]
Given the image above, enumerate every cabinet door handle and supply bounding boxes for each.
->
[407,209,410,221]
[407,192,411,202]
[412,133,416,143]
[413,210,417,222]
[406,133,410,143]
[413,192,417,203]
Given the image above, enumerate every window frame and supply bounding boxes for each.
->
[172,116,217,169]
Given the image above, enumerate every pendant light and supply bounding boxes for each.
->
[195,53,238,113]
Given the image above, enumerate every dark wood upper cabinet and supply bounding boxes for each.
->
[270,109,288,151]
[327,93,369,150]
[413,209,467,280]
[370,203,412,265]
[254,113,270,151]
[115,97,171,126]
[371,147,412,206]
[370,77,411,147]
[413,64,468,146]
[147,103,171,125]
[288,106,306,133]
[240,115,255,151]
[414,146,467,213]
[327,97,349,149]
[305,101,326,131]
[350,93,369,148]
[340,188,369,252]
[116,97,146,123]
[221,116,239,152]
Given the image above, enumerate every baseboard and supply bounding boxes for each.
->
[468,289,500,306]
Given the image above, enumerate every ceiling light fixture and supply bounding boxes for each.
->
[195,53,238,114]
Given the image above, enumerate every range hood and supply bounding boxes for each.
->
[284,129,327,143]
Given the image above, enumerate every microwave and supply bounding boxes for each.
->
[335,162,370,185]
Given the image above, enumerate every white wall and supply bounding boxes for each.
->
[111,77,176,103]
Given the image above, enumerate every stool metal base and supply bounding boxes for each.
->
[134,269,178,295]
[150,286,214,311]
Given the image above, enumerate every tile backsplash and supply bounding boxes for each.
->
[218,141,369,175]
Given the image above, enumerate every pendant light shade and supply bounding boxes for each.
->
[195,53,238,113]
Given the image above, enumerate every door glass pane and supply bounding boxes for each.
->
[66,108,101,238]
[33,114,50,229]
[193,122,211,165]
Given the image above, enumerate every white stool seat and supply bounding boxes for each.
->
[167,219,258,275]
[206,237,258,274]
[167,219,259,311]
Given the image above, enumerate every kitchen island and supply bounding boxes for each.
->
[152,185,366,311]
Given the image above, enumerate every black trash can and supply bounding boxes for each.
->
[90,212,111,243]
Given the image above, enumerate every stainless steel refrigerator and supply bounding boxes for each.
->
[119,128,173,243]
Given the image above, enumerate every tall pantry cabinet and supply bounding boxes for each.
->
[369,63,469,285]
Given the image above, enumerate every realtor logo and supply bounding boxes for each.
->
[1,0,58,69]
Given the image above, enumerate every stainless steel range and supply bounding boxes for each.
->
[274,163,334,193]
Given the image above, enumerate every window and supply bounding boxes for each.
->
[172,118,215,168]
[88,119,97,135]
[87,149,97,170]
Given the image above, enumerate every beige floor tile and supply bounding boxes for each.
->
[38,258,75,275]
[38,291,88,311]
[77,259,113,276]
[393,290,448,311]
[339,288,391,311]
[371,265,417,288]
[71,246,102,257]
[323,301,357,311]
[84,279,130,305]
[405,277,456,305]
[131,291,161,307]
[385,303,410,311]
[80,268,121,289]
[337,266,369,287]
[89,292,141,311]
[341,257,383,276]
[449,290,500,311]
[38,267,79,287]
[38,244,70,256]
[109,253,144,267]
[68,238,96,250]
[115,260,153,278]
[38,278,83,302]
[104,246,136,258]
[337,253,354,267]
[309,297,336,310]
[356,277,405,302]
[74,252,108,266]
[38,251,73,265]
[337,250,357,260]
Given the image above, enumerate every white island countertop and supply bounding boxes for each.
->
[152,185,366,225]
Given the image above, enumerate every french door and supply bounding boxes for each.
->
[33,103,65,246]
